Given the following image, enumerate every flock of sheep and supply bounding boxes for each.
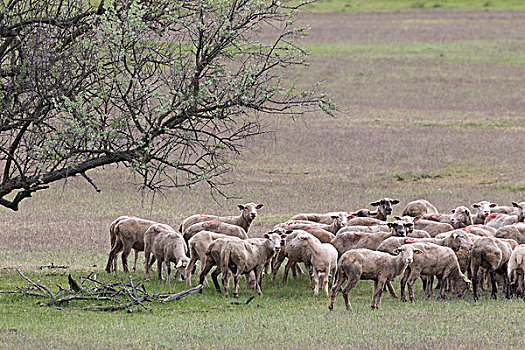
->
[105,198,525,310]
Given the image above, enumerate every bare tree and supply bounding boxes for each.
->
[0,0,334,211]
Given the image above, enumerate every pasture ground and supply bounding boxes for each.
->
[1,3,525,349]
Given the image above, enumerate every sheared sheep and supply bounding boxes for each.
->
[495,223,525,244]
[471,201,498,224]
[402,199,439,217]
[273,222,334,243]
[183,221,248,241]
[413,219,454,237]
[185,231,242,286]
[288,232,338,295]
[508,244,525,297]
[220,232,284,297]
[370,198,400,221]
[107,216,157,273]
[282,212,349,234]
[151,231,190,283]
[331,221,408,256]
[421,206,472,229]
[179,203,263,233]
[399,242,470,301]
[328,245,421,311]
[290,211,353,225]
[484,202,525,229]
[143,223,177,279]
[470,236,517,301]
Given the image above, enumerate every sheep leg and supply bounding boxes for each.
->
[504,273,511,299]
[211,268,222,294]
[165,260,171,284]
[407,270,420,302]
[121,245,132,273]
[400,268,410,302]
[283,260,294,282]
[157,259,163,280]
[472,274,479,301]
[438,277,446,300]
[255,266,264,296]
[373,280,386,309]
[222,269,230,298]
[144,251,151,279]
[233,273,241,298]
[132,250,139,272]
[386,281,398,299]
[329,268,345,311]
[490,270,498,300]
[313,269,320,295]
[271,253,285,280]
[198,258,215,293]
[323,272,330,296]
[342,278,359,312]
[185,254,198,287]
[105,240,123,273]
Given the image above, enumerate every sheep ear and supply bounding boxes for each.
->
[472,204,479,209]
[285,230,294,235]
[263,233,270,239]
[238,204,245,210]
[414,249,422,254]
[511,201,519,208]
[452,232,458,238]
[392,199,400,205]
[394,216,402,220]
[331,215,338,219]
[392,249,400,255]
[490,203,498,208]
[256,204,264,209]
[413,216,421,223]
[463,275,471,283]
[176,260,183,268]
[371,201,380,207]
[387,222,394,228]
[451,209,456,213]
[280,234,287,239]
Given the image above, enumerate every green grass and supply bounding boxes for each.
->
[302,40,525,66]
[306,0,525,12]
[1,268,524,349]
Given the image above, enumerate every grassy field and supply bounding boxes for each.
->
[2,3,525,349]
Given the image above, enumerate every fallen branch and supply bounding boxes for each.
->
[159,284,203,302]
[230,296,255,305]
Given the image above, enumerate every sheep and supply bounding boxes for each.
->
[399,243,470,301]
[220,232,284,297]
[179,202,263,233]
[402,199,439,217]
[151,231,190,283]
[290,211,353,225]
[288,232,338,295]
[328,245,421,311]
[183,221,248,241]
[370,198,400,221]
[413,219,454,237]
[106,216,157,272]
[184,231,243,286]
[331,221,408,256]
[337,225,387,234]
[346,217,386,227]
[282,212,349,234]
[393,216,431,238]
[491,205,520,215]
[508,244,525,297]
[421,206,473,229]
[198,237,244,294]
[143,223,178,279]
[105,218,174,273]
[484,201,525,229]
[471,201,498,224]
[272,222,334,243]
[470,236,517,301]
[377,230,473,255]
[271,230,313,283]
[350,209,378,217]
[495,223,525,244]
